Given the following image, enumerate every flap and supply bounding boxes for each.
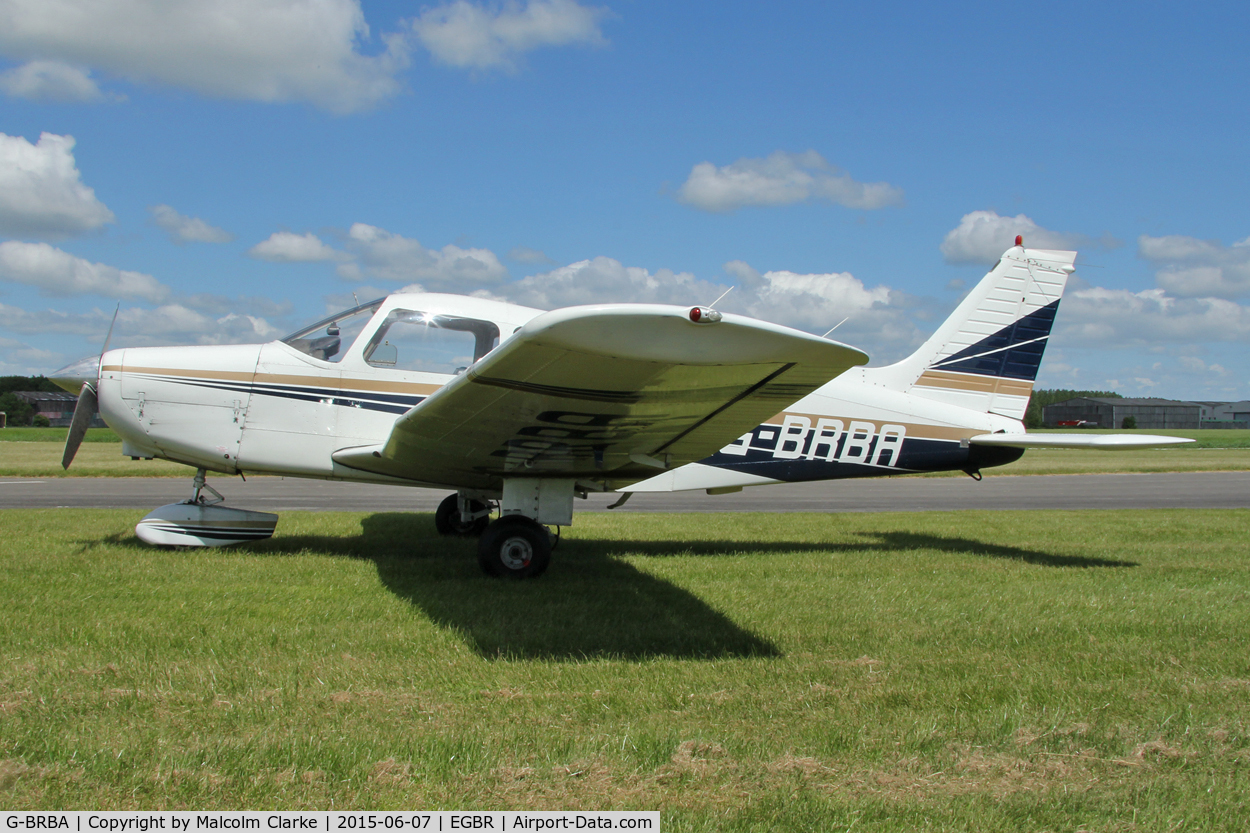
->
[333,304,867,489]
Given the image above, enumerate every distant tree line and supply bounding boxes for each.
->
[1025,389,1121,428]
[0,375,63,427]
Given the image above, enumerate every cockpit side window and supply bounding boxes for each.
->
[361,310,501,374]
[282,299,384,362]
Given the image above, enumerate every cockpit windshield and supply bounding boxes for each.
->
[283,299,503,374]
[282,299,384,362]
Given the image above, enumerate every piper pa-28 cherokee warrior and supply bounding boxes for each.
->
[52,239,1189,578]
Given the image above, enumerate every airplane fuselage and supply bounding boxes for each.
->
[96,339,1024,494]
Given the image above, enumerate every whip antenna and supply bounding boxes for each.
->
[821,317,849,338]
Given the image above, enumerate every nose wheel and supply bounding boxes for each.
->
[477,515,552,579]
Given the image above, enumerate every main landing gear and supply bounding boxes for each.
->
[477,515,552,579]
[434,479,573,579]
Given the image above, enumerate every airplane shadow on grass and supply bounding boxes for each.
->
[102,512,1135,661]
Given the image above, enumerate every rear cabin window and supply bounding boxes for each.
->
[361,310,500,375]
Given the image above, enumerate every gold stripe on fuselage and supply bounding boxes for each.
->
[113,365,442,397]
[762,412,975,443]
[118,365,252,382]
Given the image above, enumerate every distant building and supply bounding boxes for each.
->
[1212,400,1250,423]
[1043,397,1201,430]
[1192,401,1226,422]
[12,391,106,428]
[1199,400,1250,429]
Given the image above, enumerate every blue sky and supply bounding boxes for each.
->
[1,0,1248,400]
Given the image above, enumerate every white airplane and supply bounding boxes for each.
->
[51,239,1189,577]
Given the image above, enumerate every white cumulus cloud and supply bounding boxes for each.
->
[0,333,66,376]
[500,256,716,309]
[0,132,114,238]
[1056,286,1250,346]
[498,255,923,361]
[0,0,409,114]
[342,223,509,287]
[0,301,280,348]
[0,59,103,101]
[676,150,904,214]
[412,0,608,71]
[940,210,1087,264]
[1138,233,1250,299]
[736,265,921,355]
[150,204,233,244]
[248,232,345,263]
[0,241,170,302]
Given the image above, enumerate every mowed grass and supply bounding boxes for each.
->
[5,427,1250,478]
[1,509,1248,829]
[0,427,122,443]
[0,441,188,477]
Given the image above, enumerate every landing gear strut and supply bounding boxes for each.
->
[190,468,225,505]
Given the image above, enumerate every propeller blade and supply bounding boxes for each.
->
[101,303,119,356]
[62,382,97,470]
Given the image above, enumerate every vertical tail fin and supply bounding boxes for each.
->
[868,243,1077,420]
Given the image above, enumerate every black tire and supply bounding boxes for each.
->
[434,494,489,536]
[477,516,551,579]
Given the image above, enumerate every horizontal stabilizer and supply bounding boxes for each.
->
[968,433,1194,450]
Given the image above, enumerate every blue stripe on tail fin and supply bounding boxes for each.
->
[928,299,1060,381]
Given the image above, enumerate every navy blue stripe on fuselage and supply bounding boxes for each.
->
[699,420,1022,481]
[127,374,427,415]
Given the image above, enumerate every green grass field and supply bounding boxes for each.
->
[1,508,1247,828]
[0,427,122,443]
[4,428,1250,478]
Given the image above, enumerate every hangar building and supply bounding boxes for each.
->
[11,391,107,428]
[1043,397,1201,430]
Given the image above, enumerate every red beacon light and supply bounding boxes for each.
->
[1015,235,1024,246]
[689,306,722,323]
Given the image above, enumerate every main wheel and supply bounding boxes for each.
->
[477,516,552,579]
[434,494,489,536]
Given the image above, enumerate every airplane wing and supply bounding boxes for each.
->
[332,304,868,489]
[968,433,1194,450]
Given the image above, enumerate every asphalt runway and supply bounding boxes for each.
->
[2,471,1248,513]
